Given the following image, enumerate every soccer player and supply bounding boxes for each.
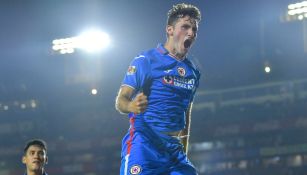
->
[22,139,48,175]
[115,3,201,175]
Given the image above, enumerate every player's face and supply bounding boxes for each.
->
[168,15,198,58]
[22,145,47,173]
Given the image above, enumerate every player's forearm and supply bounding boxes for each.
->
[180,126,190,154]
[182,103,193,155]
[181,136,189,154]
[115,95,132,114]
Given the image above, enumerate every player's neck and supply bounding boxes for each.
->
[164,41,186,61]
[168,52,185,61]
[27,169,44,175]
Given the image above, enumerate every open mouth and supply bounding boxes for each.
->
[184,39,192,49]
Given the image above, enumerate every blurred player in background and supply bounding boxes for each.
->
[22,139,48,175]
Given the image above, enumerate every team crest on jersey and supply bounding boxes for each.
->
[177,67,186,77]
[130,165,142,174]
[163,75,174,84]
[127,66,136,75]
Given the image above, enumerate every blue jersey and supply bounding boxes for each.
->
[122,44,200,132]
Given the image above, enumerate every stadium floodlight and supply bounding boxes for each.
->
[287,1,307,20]
[52,29,110,55]
[284,1,307,53]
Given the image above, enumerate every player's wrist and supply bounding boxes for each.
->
[127,102,134,113]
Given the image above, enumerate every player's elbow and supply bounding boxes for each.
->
[115,96,127,114]
[115,96,121,112]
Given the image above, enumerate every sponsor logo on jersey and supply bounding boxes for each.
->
[130,165,142,175]
[162,76,195,90]
[177,67,186,77]
[163,75,174,84]
[127,66,136,75]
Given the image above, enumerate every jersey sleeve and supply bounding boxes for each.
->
[122,55,151,91]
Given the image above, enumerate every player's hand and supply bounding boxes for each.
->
[129,92,148,114]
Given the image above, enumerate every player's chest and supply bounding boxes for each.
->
[151,62,196,90]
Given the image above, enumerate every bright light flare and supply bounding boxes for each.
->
[20,104,26,109]
[52,29,110,54]
[264,66,271,73]
[77,30,110,53]
[31,100,37,108]
[91,88,98,95]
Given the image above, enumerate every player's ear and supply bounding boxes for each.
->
[166,25,174,36]
[22,156,26,164]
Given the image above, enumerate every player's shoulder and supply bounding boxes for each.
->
[133,48,157,62]
[185,58,199,71]
[185,58,201,77]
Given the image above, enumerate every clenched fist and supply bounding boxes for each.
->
[129,92,148,114]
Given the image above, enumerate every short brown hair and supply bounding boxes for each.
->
[167,3,201,26]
